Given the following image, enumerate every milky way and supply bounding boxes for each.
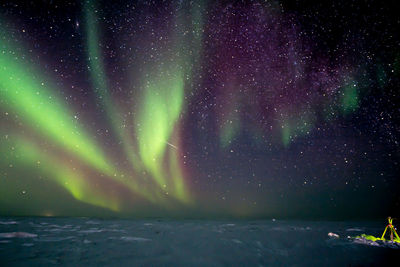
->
[0,0,398,218]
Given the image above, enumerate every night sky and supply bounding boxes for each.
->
[0,0,399,219]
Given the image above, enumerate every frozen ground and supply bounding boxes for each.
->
[0,217,397,266]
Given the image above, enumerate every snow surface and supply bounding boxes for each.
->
[0,218,397,266]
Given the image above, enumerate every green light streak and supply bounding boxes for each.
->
[136,65,184,188]
[219,85,241,148]
[85,0,142,171]
[174,0,207,90]
[0,3,196,213]
[85,2,107,103]
[129,2,207,203]
[3,137,120,212]
[0,37,114,176]
[281,122,291,147]
[188,0,207,66]
[341,84,359,115]
[0,23,157,209]
[191,1,207,43]
[220,117,240,148]
[129,0,208,202]
[280,113,314,147]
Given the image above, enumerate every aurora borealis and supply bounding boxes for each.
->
[0,0,399,219]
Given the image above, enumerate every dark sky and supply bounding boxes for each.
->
[0,0,399,219]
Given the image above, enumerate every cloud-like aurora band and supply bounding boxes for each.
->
[0,0,371,216]
[0,2,198,213]
[0,35,113,176]
[85,0,144,173]
[85,0,193,204]
[135,64,189,202]
[1,137,121,212]
[0,32,150,208]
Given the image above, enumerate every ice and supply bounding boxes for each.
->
[0,221,18,225]
[79,228,103,234]
[120,236,151,242]
[0,232,37,238]
[35,236,76,242]
[328,232,339,238]
[352,236,400,249]
[346,228,363,232]
[85,220,100,225]
[0,218,398,265]
[353,237,380,247]
[221,223,235,227]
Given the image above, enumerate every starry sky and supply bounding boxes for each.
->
[0,0,399,219]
